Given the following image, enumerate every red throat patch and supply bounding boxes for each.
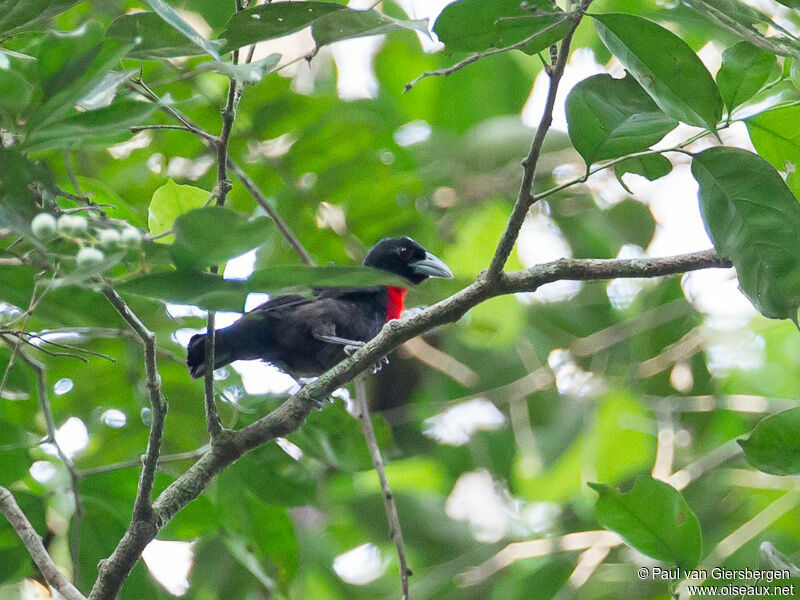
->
[386,286,408,321]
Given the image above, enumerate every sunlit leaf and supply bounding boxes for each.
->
[747,105,800,173]
[148,179,210,241]
[692,147,800,321]
[589,476,702,569]
[739,407,800,475]
[565,73,677,166]
[594,13,723,131]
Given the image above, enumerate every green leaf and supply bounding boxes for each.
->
[589,476,702,569]
[31,38,134,131]
[170,206,273,270]
[221,2,427,53]
[565,73,677,166]
[0,0,80,35]
[0,63,33,114]
[613,154,673,193]
[310,8,428,47]
[246,265,408,290]
[747,106,800,173]
[739,407,800,475]
[717,42,776,114]
[148,179,210,241]
[195,53,281,83]
[433,0,570,55]
[37,22,105,99]
[144,0,222,60]
[107,11,222,59]
[116,265,409,311]
[593,13,723,131]
[221,1,343,52]
[691,147,800,321]
[23,99,157,152]
[117,270,249,311]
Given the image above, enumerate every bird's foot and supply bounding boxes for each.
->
[344,342,365,356]
[371,356,390,374]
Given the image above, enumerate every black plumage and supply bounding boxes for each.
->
[186,237,452,380]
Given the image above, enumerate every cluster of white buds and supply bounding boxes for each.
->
[30,212,143,270]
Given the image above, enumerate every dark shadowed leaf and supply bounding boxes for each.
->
[589,476,702,569]
[433,0,569,55]
[0,0,80,35]
[613,154,673,192]
[565,73,677,165]
[717,42,776,114]
[594,13,722,131]
[221,2,426,52]
[117,271,249,311]
[144,0,221,60]
[107,12,222,59]
[739,407,800,475]
[692,147,800,321]
[23,100,157,152]
[170,206,274,270]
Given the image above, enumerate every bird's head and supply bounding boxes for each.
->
[363,237,453,285]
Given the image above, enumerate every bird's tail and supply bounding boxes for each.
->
[186,329,238,379]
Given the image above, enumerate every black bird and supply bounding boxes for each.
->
[186,237,453,380]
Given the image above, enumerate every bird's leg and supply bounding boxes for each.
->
[313,334,388,372]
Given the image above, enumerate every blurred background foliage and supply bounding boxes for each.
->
[2,0,800,599]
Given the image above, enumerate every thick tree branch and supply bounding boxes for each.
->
[355,375,411,599]
[0,487,87,600]
[487,1,589,279]
[85,249,729,600]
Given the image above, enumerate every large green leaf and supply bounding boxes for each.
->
[107,12,221,59]
[0,63,33,114]
[589,476,702,569]
[148,180,210,241]
[716,42,776,114]
[116,265,409,311]
[221,2,426,53]
[747,105,800,173]
[594,13,723,131]
[0,0,80,35]
[117,270,249,311]
[144,0,221,60]
[739,407,800,475]
[691,147,800,321]
[433,0,570,55]
[565,73,677,166]
[170,206,273,270]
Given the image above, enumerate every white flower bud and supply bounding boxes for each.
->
[75,246,105,269]
[98,228,122,248]
[120,227,142,248]
[31,213,57,238]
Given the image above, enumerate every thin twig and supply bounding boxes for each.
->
[404,16,571,93]
[101,286,167,522]
[355,375,411,599]
[0,487,87,600]
[486,2,589,278]
[78,447,210,478]
[9,346,85,584]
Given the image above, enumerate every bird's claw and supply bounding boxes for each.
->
[311,395,335,411]
[371,356,390,373]
[344,343,364,356]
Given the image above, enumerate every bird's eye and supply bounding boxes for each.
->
[398,246,411,259]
